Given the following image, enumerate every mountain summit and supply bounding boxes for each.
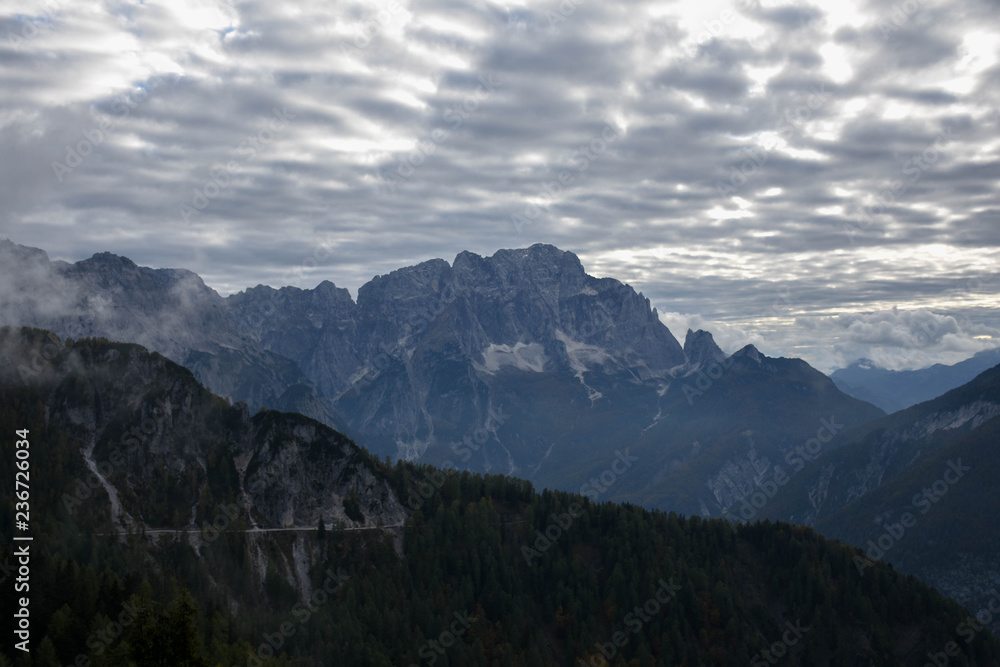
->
[0,240,882,506]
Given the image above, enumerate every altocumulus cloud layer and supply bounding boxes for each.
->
[1,0,998,371]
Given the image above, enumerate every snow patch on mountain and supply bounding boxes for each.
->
[477,342,547,374]
[555,330,607,403]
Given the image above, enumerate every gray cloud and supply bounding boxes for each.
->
[1,0,997,373]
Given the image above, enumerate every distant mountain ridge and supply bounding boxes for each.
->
[758,360,1000,635]
[830,348,1000,413]
[0,239,883,508]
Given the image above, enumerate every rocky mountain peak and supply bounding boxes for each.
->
[78,250,140,272]
[357,258,452,309]
[313,279,353,302]
[1,238,50,264]
[732,344,764,367]
[683,329,725,367]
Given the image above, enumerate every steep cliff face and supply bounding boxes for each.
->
[0,327,405,538]
[225,280,360,399]
[206,243,693,469]
[2,240,690,467]
[683,329,726,370]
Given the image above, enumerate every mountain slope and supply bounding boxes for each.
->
[756,361,1000,634]
[613,344,885,516]
[1,241,885,507]
[0,239,339,430]
[1,326,997,666]
[0,326,404,536]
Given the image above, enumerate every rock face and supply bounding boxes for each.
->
[0,326,406,535]
[230,244,689,469]
[0,240,883,508]
[2,241,692,471]
[683,329,726,369]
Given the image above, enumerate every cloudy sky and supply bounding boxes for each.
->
[2,0,998,372]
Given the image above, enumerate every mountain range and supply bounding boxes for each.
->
[0,242,1000,629]
[0,239,885,515]
[2,325,998,666]
[755,361,1000,635]
[830,348,1000,413]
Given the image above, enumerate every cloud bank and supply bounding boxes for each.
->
[1,0,998,371]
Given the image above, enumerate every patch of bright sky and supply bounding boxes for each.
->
[166,0,233,31]
[745,64,784,96]
[781,146,829,161]
[882,99,916,121]
[819,43,853,84]
[812,0,873,30]
[319,135,414,154]
[946,32,999,95]
[706,205,754,220]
